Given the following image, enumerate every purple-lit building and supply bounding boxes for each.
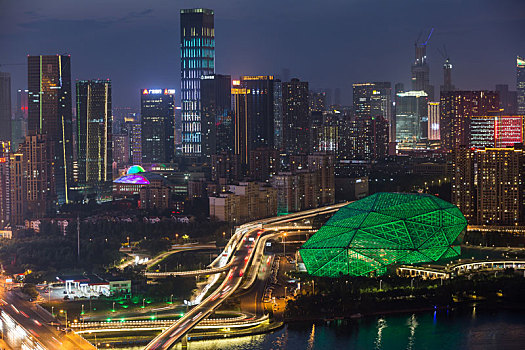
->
[112,165,170,203]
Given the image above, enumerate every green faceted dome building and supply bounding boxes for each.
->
[300,192,467,277]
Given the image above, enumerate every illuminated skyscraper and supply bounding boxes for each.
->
[76,80,112,200]
[282,78,309,154]
[141,89,175,164]
[0,72,11,143]
[353,82,392,140]
[10,134,53,222]
[130,122,142,165]
[517,56,525,115]
[395,91,428,148]
[427,102,440,140]
[0,141,10,228]
[440,91,499,151]
[201,74,232,160]
[27,55,74,205]
[180,8,215,158]
[232,85,249,165]
[233,76,275,164]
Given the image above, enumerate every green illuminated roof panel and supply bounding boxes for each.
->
[300,193,467,277]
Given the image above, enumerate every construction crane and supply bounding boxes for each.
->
[415,28,434,47]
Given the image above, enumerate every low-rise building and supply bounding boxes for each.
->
[209,182,277,223]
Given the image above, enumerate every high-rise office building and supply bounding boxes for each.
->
[113,134,130,171]
[428,102,440,140]
[232,85,249,165]
[201,74,232,160]
[0,72,12,143]
[517,56,525,115]
[353,82,392,140]
[0,142,10,228]
[282,78,309,154]
[233,76,275,164]
[130,122,142,165]
[27,55,74,205]
[242,75,275,150]
[440,58,455,92]
[496,84,517,115]
[11,135,53,222]
[76,80,112,199]
[309,91,326,113]
[440,91,500,151]
[12,89,29,150]
[273,80,283,150]
[9,152,24,226]
[340,116,388,160]
[395,91,428,148]
[141,89,175,164]
[180,8,215,157]
[411,34,434,100]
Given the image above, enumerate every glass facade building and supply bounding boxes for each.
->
[300,192,467,277]
[141,89,175,164]
[27,55,74,205]
[395,91,428,148]
[180,8,215,158]
[200,74,232,161]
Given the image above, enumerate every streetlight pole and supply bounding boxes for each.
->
[142,298,145,308]
[170,294,173,304]
[379,279,383,291]
[51,306,54,317]
[283,233,287,257]
[112,302,115,312]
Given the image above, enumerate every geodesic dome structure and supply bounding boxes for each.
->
[300,192,467,277]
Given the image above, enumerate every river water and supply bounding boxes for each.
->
[120,305,525,350]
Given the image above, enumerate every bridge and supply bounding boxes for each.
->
[398,259,525,279]
[71,314,269,334]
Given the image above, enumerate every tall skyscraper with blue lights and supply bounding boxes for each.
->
[180,8,215,159]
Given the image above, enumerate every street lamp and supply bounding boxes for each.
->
[283,232,287,257]
[81,304,85,315]
[170,294,173,304]
[142,298,146,308]
[60,310,68,327]
[51,306,55,317]
[379,279,383,291]
[112,302,115,312]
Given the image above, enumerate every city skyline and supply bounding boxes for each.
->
[1,0,524,109]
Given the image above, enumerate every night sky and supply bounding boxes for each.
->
[1,0,524,109]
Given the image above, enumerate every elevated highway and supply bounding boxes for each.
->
[144,202,347,349]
